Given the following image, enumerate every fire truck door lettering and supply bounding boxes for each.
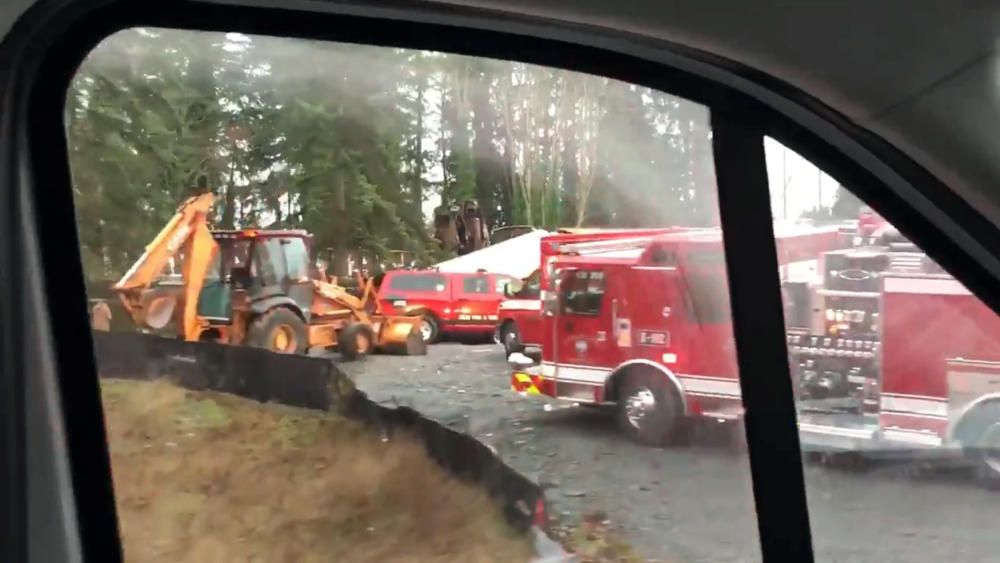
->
[616,319,632,347]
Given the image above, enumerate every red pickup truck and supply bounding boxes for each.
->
[378,270,517,343]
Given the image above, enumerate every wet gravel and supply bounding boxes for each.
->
[335,343,1000,563]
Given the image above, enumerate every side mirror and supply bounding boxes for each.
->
[504,279,524,297]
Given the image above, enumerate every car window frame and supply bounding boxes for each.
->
[7,2,1000,563]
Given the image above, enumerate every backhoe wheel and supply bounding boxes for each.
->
[339,323,376,361]
[616,367,683,447]
[418,314,440,344]
[246,308,308,355]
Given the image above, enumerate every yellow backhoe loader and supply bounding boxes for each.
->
[112,192,425,359]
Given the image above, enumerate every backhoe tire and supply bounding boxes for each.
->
[246,308,308,355]
[339,322,376,361]
[379,329,429,356]
[616,367,683,447]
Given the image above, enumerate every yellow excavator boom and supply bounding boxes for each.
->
[112,193,218,340]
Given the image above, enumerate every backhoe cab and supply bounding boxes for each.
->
[112,193,425,359]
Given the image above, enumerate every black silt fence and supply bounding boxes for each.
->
[91,331,546,533]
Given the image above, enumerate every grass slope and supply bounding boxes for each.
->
[101,379,533,563]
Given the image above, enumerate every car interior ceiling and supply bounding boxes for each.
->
[4,1,1000,562]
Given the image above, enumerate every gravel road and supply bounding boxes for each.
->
[336,343,1000,563]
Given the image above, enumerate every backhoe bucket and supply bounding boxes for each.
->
[375,315,427,356]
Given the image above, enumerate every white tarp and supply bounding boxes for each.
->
[434,229,549,279]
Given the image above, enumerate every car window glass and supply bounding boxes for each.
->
[70,27,761,562]
[766,136,1000,561]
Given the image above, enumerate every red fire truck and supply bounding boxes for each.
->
[510,230,1000,483]
[791,244,1000,482]
[496,228,687,356]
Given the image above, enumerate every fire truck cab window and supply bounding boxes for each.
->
[562,270,606,316]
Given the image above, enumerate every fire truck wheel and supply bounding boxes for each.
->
[338,322,376,361]
[246,308,309,355]
[974,421,1000,489]
[499,322,523,355]
[954,400,1000,488]
[616,369,682,447]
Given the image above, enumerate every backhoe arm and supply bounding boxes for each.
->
[112,193,218,339]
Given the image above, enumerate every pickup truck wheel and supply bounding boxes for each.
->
[418,315,440,344]
[339,322,376,361]
[246,308,308,354]
[500,322,523,356]
[616,368,682,447]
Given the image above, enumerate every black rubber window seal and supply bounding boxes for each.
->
[712,110,815,562]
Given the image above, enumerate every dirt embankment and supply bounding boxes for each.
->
[101,379,534,563]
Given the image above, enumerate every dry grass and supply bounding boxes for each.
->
[551,511,645,563]
[101,379,533,563]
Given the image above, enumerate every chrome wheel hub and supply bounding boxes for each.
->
[624,387,656,428]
